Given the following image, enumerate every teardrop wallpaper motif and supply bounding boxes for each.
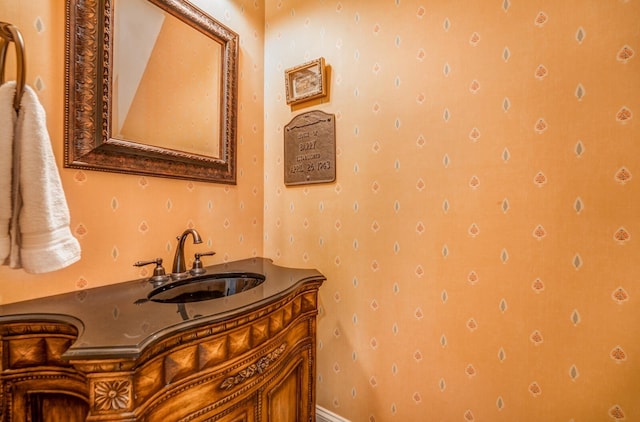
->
[0,0,265,300]
[0,0,638,420]
[263,1,640,421]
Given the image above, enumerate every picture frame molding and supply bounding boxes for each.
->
[285,57,327,105]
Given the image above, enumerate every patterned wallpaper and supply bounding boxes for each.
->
[0,0,264,303]
[264,0,639,421]
[2,0,639,420]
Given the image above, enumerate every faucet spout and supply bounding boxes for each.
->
[172,228,203,277]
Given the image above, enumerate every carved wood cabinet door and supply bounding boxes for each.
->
[0,322,89,422]
[260,353,312,422]
[27,393,88,422]
[187,347,312,422]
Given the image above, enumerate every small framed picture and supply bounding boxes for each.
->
[285,57,327,105]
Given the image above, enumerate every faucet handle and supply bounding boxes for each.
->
[190,251,216,275]
[134,258,170,284]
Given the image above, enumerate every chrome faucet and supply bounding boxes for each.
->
[172,228,203,278]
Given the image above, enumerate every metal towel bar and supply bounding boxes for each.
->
[0,21,26,111]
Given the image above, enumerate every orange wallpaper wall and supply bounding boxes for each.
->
[264,0,639,421]
[2,0,639,420]
[0,0,265,303]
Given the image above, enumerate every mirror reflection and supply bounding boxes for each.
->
[113,0,221,157]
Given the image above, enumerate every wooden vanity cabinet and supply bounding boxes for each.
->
[0,322,89,422]
[0,270,323,422]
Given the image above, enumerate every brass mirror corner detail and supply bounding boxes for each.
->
[65,0,238,183]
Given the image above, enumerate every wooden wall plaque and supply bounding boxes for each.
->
[284,110,336,186]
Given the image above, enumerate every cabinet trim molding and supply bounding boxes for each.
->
[220,342,287,390]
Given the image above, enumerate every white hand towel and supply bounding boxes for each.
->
[0,82,16,263]
[4,81,81,273]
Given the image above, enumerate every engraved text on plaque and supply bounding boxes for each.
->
[284,110,336,186]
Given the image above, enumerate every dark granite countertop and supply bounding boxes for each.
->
[0,258,325,361]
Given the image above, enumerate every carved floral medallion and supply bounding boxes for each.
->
[94,379,131,411]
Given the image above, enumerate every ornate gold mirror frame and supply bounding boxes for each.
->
[64,0,238,183]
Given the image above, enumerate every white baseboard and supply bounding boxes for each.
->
[316,405,350,422]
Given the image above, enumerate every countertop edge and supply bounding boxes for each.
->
[0,258,326,362]
[0,313,85,333]
[63,273,326,361]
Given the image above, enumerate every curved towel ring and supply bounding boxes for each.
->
[0,22,26,111]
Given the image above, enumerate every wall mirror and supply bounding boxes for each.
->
[65,0,238,183]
